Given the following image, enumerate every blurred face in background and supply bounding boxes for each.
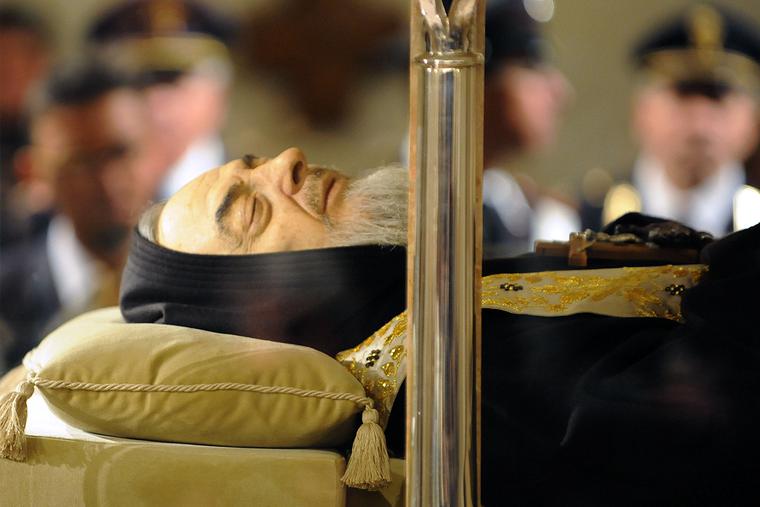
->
[143,72,227,157]
[633,84,759,189]
[0,26,49,122]
[135,70,228,194]
[30,89,151,259]
[485,62,570,161]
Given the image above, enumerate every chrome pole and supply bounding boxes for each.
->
[406,1,484,506]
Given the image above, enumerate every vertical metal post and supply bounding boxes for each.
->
[406,1,484,506]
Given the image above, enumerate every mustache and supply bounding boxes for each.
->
[301,172,327,217]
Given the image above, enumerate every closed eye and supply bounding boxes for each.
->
[250,195,257,228]
[248,194,271,239]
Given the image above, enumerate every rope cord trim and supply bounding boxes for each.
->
[28,376,374,409]
[2,374,390,489]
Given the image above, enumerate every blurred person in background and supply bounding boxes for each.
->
[0,61,154,372]
[480,0,576,258]
[0,6,52,248]
[581,4,760,236]
[86,0,236,201]
[745,120,760,187]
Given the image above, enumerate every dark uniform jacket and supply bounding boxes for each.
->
[580,164,757,236]
[0,232,60,370]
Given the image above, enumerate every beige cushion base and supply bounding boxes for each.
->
[2,435,348,507]
[1,392,404,507]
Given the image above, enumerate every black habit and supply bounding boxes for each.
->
[121,223,760,506]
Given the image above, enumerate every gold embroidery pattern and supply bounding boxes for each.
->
[336,313,407,426]
[337,264,707,428]
[482,265,706,322]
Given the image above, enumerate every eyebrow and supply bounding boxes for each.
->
[215,182,245,230]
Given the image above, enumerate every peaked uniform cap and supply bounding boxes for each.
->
[632,3,760,94]
[86,0,236,77]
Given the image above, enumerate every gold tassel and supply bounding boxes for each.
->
[341,406,391,490]
[0,380,34,462]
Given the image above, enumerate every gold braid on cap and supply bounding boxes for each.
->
[149,0,188,35]
[689,4,723,69]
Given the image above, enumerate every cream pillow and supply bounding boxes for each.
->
[0,308,391,489]
[19,307,367,448]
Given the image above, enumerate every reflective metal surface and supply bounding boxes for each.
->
[407,1,484,505]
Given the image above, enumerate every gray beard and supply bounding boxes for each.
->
[325,165,408,248]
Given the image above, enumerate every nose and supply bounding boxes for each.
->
[95,159,137,217]
[684,98,720,137]
[270,147,308,195]
[548,68,572,112]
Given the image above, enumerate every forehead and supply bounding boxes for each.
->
[157,162,243,250]
[33,90,145,150]
[165,163,229,211]
[645,82,754,102]
[188,159,238,187]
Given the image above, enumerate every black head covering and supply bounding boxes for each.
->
[440,0,546,73]
[633,4,760,66]
[484,0,547,73]
[120,231,406,357]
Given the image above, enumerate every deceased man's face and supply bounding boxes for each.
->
[157,148,351,254]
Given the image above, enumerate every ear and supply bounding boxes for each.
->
[741,109,760,160]
[13,145,55,213]
[630,90,651,142]
[15,144,56,184]
[12,145,35,184]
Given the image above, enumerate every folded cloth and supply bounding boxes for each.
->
[682,222,760,336]
[602,212,714,250]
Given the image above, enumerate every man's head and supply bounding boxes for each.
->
[87,0,235,168]
[122,149,408,354]
[631,4,760,190]
[23,61,152,261]
[633,84,758,189]
[142,148,408,255]
[483,0,570,162]
[0,6,50,124]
